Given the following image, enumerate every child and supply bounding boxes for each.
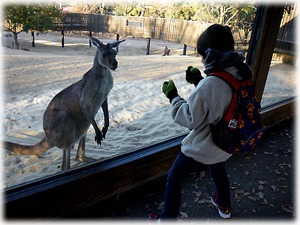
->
[149,24,253,223]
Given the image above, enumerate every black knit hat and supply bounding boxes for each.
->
[197,24,234,58]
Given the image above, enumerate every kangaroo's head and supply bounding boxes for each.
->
[90,37,125,71]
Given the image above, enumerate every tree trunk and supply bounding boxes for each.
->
[13,32,19,49]
[32,31,35,47]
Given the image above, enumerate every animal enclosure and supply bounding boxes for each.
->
[56,13,247,49]
[55,12,295,61]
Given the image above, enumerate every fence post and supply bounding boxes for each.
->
[116,34,120,52]
[183,44,187,55]
[61,28,64,48]
[146,37,151,55]
[89,31,92,48]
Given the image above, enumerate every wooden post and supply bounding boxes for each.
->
[183,44,187,55]
[1,30,3,46]
[116,34,120,52]
[89,31,92,48]
[61,28,64,48]
[146,37,151,55]
[250,6,284,102]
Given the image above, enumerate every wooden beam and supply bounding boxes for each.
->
[251,5,285,102]
[261,98,296,128]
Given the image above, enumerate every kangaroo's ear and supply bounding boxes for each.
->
[108,39,125,48]
[90,37,105,49]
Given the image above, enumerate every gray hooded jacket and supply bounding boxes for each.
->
[170,49,252,164]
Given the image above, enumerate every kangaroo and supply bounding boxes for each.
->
[3,37,125,170]
[162,46,170,56]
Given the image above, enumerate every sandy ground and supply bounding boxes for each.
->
[1,31,296,188]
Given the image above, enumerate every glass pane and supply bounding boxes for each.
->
[261,5,297,108]
[2,3,257,188]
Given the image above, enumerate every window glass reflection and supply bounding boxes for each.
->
[3,3,258,188]
[261,5,297,108]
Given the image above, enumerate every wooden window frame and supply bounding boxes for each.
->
[4,5,296,219]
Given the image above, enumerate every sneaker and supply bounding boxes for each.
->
[211,193,231,219]
[147,213,161,224]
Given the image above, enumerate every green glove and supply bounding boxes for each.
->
[162,79,178,102]
[185,66,204,86]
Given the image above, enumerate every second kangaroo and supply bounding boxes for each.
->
[4,37,125,170]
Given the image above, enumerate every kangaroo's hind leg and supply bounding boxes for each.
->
[44,109,78,170]
[62,148,71,170]
[76,134,97,163]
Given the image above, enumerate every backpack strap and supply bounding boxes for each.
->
[208,71,240,91]
[208,71,240,125]
[209,70,254,89]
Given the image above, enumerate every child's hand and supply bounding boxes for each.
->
[162,80,178,101]
[185,66,204,86]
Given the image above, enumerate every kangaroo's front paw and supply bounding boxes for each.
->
[94,131,104,145]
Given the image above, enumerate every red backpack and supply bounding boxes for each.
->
[209,71,265,155]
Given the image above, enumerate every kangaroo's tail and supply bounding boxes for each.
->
[3,137,52,155]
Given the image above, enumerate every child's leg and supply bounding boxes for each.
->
[161,151,199,219]
[209,162,231,207]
